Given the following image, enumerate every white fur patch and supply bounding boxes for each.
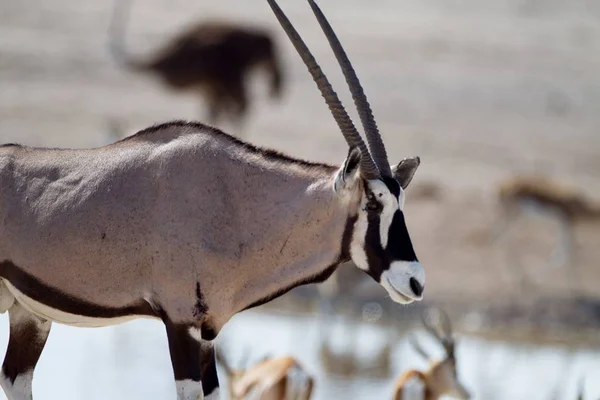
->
[3,281,156,327]
[380,261,425,304]
[368,180,398,249]
[204,387,221,400]
[0,280,15,313]
[0,370,34,400]
[176,379,204,400]
[188,327,203,343]
[350,207,370,272]
[402,374,425,400]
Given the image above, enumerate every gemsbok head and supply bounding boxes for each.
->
[0,1,425,399]
[393,308,470,400]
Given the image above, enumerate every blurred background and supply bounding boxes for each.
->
[0,0,599,398]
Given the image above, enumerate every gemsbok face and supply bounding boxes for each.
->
[334,150,424,304]
[271,0,426,304]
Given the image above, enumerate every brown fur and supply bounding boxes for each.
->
[498,175,600,221]
[219,353,314,400]
[394,308,470,400]
[109,0,284,125]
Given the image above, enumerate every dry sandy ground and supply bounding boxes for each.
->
[1,0,600,327]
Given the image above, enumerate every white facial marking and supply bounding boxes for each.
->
[0,370,34,400]
[380,261,425,304]
[367,180,398,249]
[403,374,425,400]
[176,379,204,400]
[350,179,400,269]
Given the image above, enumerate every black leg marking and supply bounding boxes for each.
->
[199,341,219,396]
[1,302,51,392]
[163,319,219,397]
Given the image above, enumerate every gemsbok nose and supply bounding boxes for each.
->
[410,277,424,297]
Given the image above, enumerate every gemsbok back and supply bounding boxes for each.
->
[109,0,284,126]
[216,350,314,400]
[393,308,469,400]
[0,0,425,399]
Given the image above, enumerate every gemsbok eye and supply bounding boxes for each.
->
[367,201,382,212]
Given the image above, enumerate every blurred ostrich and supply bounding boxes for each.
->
[108,0,284,127]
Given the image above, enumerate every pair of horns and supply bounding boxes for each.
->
[266,0,391,179]
[410,307,456,360]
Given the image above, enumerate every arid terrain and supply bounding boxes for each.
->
[0,0,599,398]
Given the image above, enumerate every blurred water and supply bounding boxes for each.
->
[0,310,597,400]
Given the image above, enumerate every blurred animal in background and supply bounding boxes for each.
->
[216,349,314,400]
[491,175,600,288]
[405,181,443,203]
[393,308,470,400]
[317,318,395,379]
[109,0,284,127]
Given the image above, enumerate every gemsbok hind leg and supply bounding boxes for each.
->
[164,321,219,400]
[0,302,51,400]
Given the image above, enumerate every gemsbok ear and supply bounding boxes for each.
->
[334,147,362,193]
[392,157,420,189]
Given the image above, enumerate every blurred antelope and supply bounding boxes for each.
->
[109,0,284,126]
[393,308,470,400]
[216,349,314,400]
[318,323,394,379]
[492,175,600,287]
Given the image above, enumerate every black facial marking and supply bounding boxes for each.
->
[0,260,156,319]
[360,182,418,281]
[193,281,209,318]
[387,211,418,262]
[382,176,401,198]
[363,208,385,282]
[364,187,383,214]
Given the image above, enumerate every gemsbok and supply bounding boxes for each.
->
[393,308,470,400]
[216,349,314,400]
[0,0,425,399]
[109,0,284,126]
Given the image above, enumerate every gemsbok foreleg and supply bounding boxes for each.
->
[0,302,51,400]
[164,321,220,400]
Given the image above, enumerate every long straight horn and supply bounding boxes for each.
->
[265,0,380,179]
[307,0,392,177]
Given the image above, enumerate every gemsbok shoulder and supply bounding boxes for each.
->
[393,308,469,400]
[217,350,314,400]
[109,0,284,126]
[0,0,425,399]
